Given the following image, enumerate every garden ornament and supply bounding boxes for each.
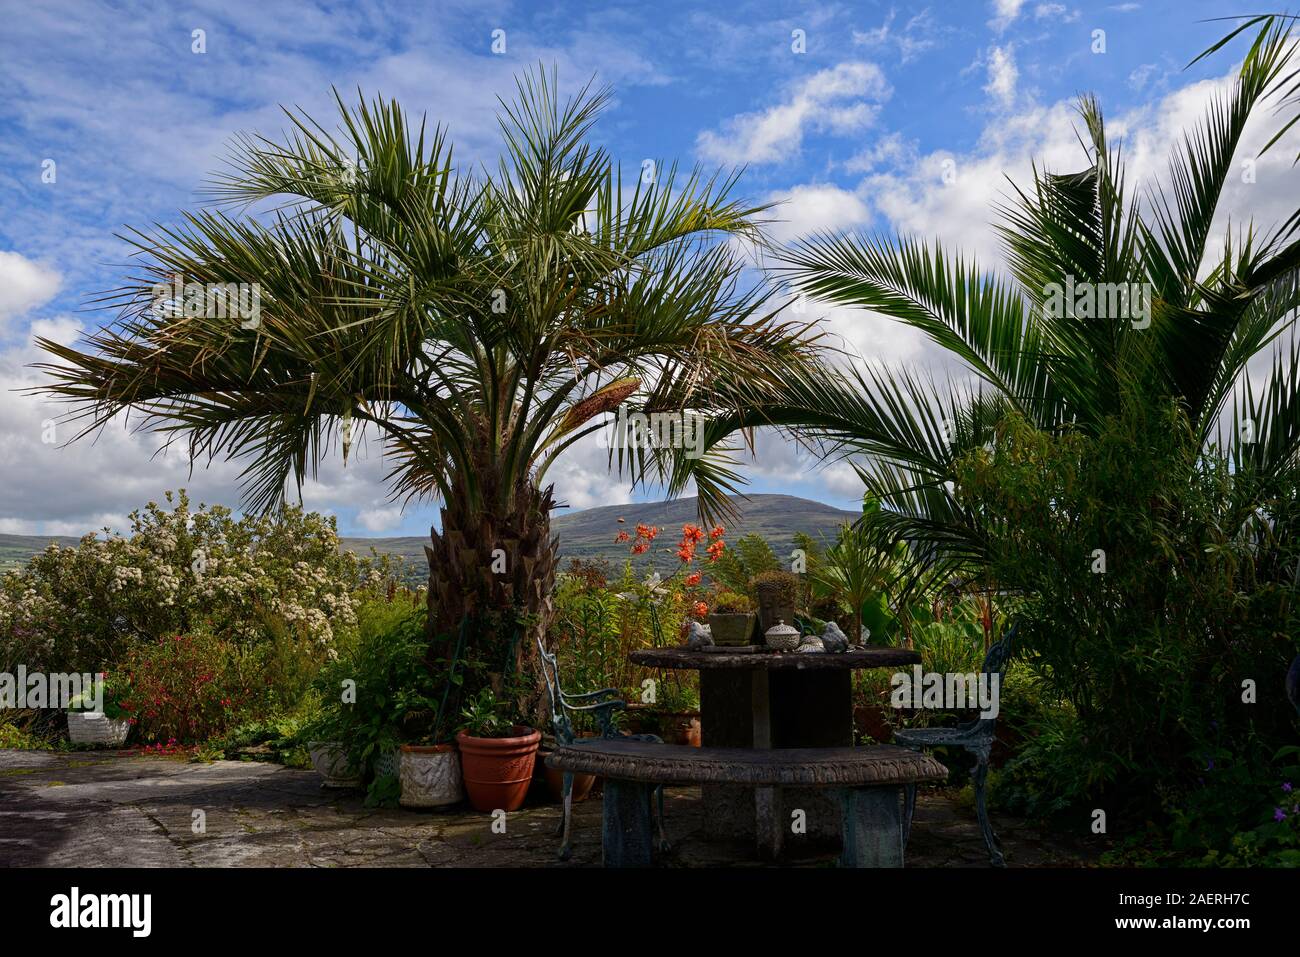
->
[764,619,801,651]
[687,620,714,649]
[821,621,850,652]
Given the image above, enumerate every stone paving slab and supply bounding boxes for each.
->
[0,750,1094,868]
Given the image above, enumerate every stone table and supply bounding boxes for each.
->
[628,644,920,858]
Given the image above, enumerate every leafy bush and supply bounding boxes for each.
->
[959,402,1300,844]
[67,672,132,720]
[0,490,375,676]
[303,607,468,804]
[118,632,259,743]
[711,533,780,593]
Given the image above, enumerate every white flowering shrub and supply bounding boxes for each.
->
[0,490,379,678]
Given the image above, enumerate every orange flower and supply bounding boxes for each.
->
[636,524,659,541]
[709,525,725,540]
[678,544,696,563]
[706,540,726,562]
[693,601,708,618]
[614,530,631,543]
[684,572,702,586]
[681,523,704,543]
[631,542,650,555]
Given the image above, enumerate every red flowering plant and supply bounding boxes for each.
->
[612,520,725,646]
[117,631,258,743]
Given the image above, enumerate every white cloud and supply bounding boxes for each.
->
[765,184,871,245]
[0,253,61,332]
[696,62,892,166]
[1033,3,1080,22]
[355,506,405,533]
[984,45,1019,109]
[989,0,1027,33]
[1128,63,1158,91]
[852,9,942,63]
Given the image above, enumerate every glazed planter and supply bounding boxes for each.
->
[399,743,464,808]
[707,612,757,646]
[456,726,541,813]
[66,712,130,748]
[373,746,401,780]
[308,741,362,788]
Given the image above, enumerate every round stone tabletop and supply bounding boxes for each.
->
[628,645,920,671]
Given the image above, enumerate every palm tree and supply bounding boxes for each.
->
[673,20,1300,599]
[34,68,821,675]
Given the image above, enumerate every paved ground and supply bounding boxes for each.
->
[0,749,1095,868]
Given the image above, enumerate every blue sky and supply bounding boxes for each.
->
[0,1,1287,536]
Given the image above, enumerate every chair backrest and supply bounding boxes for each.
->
[965,625,1018,735]
[982,625,1017,679]
[535,634,576,745]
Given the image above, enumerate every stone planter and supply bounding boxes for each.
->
[707,612,757,646]
[308,742,362,788]
[66,712,130,748]
[399,744,464,808]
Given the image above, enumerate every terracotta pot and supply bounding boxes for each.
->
[536,747,597,804]
[676,716,702,748]
[399,743,465,808]
[853,704,892,743]
[456,726,541,813]
[659,710,702,747]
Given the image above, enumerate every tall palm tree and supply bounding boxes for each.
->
[34,68,821,673]
[672,20,1300,599]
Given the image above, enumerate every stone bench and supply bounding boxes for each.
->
[546,740,947,867]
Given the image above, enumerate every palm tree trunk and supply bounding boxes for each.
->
[423,476,558,720]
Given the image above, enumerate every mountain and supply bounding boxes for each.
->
[0,495,858,579]
[342,494,858,576]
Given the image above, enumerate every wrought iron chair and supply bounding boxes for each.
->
[894,626,1017,867]
[536,635,669,860]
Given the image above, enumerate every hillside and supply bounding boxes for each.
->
[0,495,858,579]
[0,533,83,573]
[341,494,857,577]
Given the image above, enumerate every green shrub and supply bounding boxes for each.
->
[959,401,1300,846]
[0,490,379,676]
[119,632,259,743]
[305,607,452,802]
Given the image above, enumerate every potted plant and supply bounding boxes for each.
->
[66,673,132,747]
[455,688,540,813]
[399,738,464,808]
[707,591,758,646]
[307,740,363,788]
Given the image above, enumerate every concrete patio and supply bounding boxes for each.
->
[0,749,1094,868]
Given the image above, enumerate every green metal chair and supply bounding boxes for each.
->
[536,635,669,860]
[894,626,1017,867]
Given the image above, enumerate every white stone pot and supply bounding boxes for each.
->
[66,711,131,747]
[308,742,363,788]
[399,744,464,808]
